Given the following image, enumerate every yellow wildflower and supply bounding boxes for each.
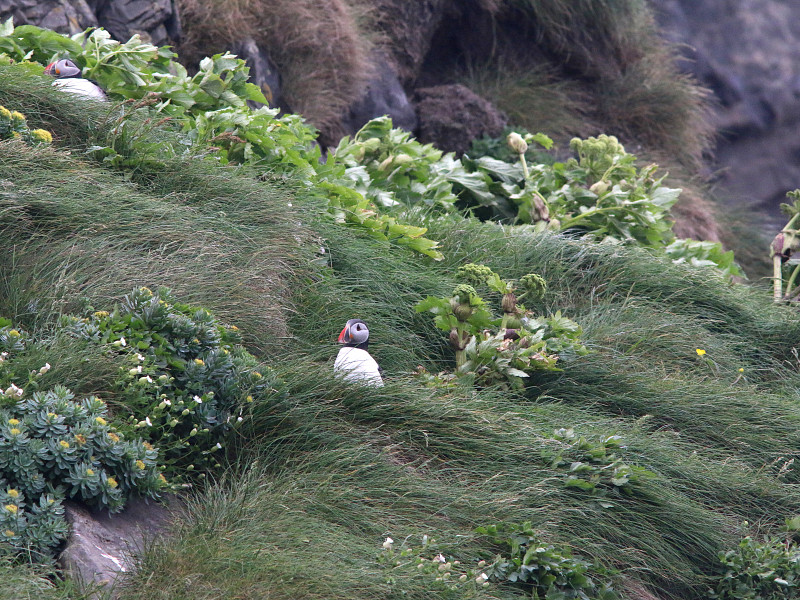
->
[47,413,56,419]
[7,419,19,426]
[75,434,87,445]
[10,110,24,122]
[0,106,10,119]
[59,440,70,449]
[4,530,14,537]
[95,417,107,426]
[194,358,204,366]
[4,504,17,513]
[253,372,262,378]
[738,367,744,372]
[93,311,109,318]
[107,477,118,488]
[7,489,18,498]
[143,442,153,451]
[159,474,167,484]
[8,329,19,337]
[86,469,95,476]
[9,428,20,436]
[31,129,52,144]
[695,349,706,356]
[246,395,253,403]
[107,432,120,443]
[135,460,146,470]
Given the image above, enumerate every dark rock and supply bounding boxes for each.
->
[343,52,417,135]
[0,0,97,34]
[414,84,507,155]
[371,0,458,86]
[86,0,180,46]
[229,37,282,109]
[651,0,800,224]
[59,497,178,596]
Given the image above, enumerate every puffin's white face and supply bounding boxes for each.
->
[349,321,369,344]
[338,319,370,345]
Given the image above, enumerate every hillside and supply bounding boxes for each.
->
[2,14,800,600]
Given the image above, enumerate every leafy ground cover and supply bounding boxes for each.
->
[2,22,800,600]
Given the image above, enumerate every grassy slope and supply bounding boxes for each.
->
[4,77,800,600]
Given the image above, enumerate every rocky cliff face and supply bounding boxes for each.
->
[652,0,800,224]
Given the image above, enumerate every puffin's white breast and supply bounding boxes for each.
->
[52,78,107,101]
[334,347,383,387]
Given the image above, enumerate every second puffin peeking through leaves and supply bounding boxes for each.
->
[334,319,384,387]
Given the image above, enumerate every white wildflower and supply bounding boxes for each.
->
[434,553,446,563]
[38,363,51,374]
[145,417,152,426]
[382,537,394,550]
[476,573,489,583]
[193,395,203,404]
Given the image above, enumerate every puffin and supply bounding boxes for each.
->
[334,318,384,387]
[44,59,107,101]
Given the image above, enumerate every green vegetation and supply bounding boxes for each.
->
[0,18,797,600]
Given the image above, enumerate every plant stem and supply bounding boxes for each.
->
[520,153,529,180]
[774,255,784,302]
[786,263,800,301]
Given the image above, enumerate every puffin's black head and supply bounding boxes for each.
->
[45,59,82,79]
[338,318,370,349]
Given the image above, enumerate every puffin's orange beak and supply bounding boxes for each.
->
[338,324,349,343]
[45,62,54,74]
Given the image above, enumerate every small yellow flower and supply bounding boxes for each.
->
[159,474,167,484]
[75,434,87,446]
[193,358,204,366]
[9,428,20,436]
[31,129,52,144]
[47,413,56,419]
[86,469,95,476]
[230,325,239,331]
[7,419,19,426]
[135,460,145,470]
[10,111,25,123]
[143,442,153,451]
[0,106,11,119]
[95,417,107,426]
[4,504,17,513]
[738,367,744,373]
[107,432,120,443]
[7,489,19,499]
[253,371,262,378]
[93,310,110,318]
[107,477,118,488]
[59,440,70,449]
[246,395,253,403]
[4,529,14,537]
[8,329,19,337]
[695,349,706,356]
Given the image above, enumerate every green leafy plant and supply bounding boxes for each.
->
[771,190,800,302]
[378,534,492,595]
[476,522,618,599]
[711,529,800,599]
[416,265,587,388]
[66,287,281,477]
[543,428,655,503]
[0,378,162,562]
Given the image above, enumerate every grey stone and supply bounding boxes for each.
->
[87,0,180,46]
[0,0,97,34]
[651,0,800,224]
[229,37,282,109]
[414,84,507,155]
[343,52,417,135]
[59,496,178,597]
